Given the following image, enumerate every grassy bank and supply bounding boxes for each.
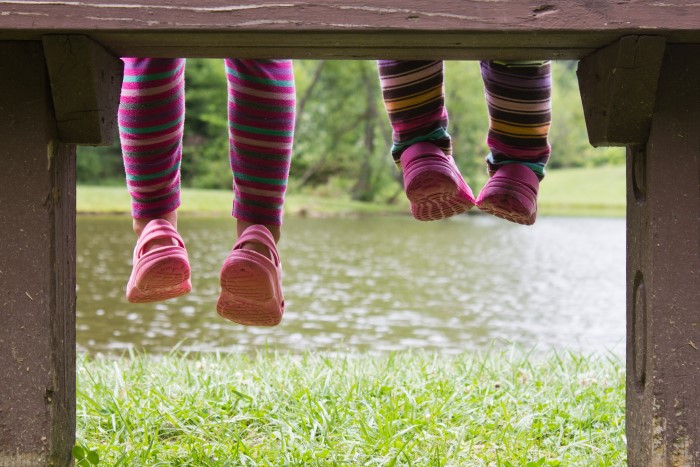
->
[538,165,625,217]
[75,186,410,217]
[77,165,625,218]
[76,351,625,466]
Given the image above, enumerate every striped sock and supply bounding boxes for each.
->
[118,58,296,225]
[481,60,552,179]
[226,59,296,226]
[377,60,451,164]
[118,58,185,219]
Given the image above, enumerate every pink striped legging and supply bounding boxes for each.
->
[118,58,296,226]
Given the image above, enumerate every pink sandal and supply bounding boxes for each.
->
[401,142,476,221]
[476,163,540,225]
[217,225,284,326]
[126,219,191,303]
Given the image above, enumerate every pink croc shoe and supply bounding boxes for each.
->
[476,163,540,225]
[217,225,284,327]
[401,142,476,221]
[126,219,191,303]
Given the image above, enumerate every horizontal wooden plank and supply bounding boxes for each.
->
[1,0,699,59]
[1,0,697,32]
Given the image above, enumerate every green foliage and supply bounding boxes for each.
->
[78,59,624,200]
[179,59,232,189]
[76,143,123,186]
[292,60,397,202]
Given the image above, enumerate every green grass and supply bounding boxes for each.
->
[76,351,625,466]
[76,186,235,216]
[77,165,625,218]
[75,186,409,217]
[538,165,625,217]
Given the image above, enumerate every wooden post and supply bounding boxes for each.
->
[579,37,700,467]
[0,42,76,466]
[625,44,700,466]
[579,39,700,466]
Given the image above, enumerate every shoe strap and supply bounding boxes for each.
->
[136,219,185,257]
[233,225,280,266]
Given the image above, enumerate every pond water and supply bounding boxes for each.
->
[77,214,625,356]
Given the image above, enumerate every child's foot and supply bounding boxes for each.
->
[126,219,192,303]
[476,163,540,225]
[217,225,284,326]
[400,142,476,221]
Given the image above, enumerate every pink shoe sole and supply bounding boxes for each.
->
[126,219,191,303]
[217,225,284,327]
[476,164,539,225]
[401,142,475,221]
[127,252,192,303]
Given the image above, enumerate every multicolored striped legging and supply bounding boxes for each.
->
[378,60,551,179]
[118,58,296,226]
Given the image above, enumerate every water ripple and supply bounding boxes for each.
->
[76,215,625,356]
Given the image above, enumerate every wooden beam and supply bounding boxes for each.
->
[43,35,123,145]
[0,1,699,59]
[577,36,666,146]
[625,45,700,466]
[0,41,76,466]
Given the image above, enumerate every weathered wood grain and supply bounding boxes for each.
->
[624,44,700,466]
[0,41,76,467]
[43,35,123,145]
[577,36,666,146]
[0,0,699,59]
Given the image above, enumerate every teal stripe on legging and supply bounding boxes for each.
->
[126,161,180,182]
[123,62,185,83]
[121,115,184,135]
[225,66,295,87]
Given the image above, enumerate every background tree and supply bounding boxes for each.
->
[77,60,624,201]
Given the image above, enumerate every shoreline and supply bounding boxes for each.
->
[77,165,626,219]
[76,207,625,219]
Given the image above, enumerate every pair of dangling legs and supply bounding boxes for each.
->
[118,58,295,325]
[378,60,551,225]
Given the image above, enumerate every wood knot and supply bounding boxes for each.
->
[533,4,557,16]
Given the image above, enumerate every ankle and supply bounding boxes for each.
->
[240,241,272,260]
[237,221,281,244]
[133,214,179,253]
[133,212,178,238]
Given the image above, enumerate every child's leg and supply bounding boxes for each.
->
[119,58,186,234]
[476,60,551,225]
[377,60,474,221]
[226,58,295,241]
[118,58,191,302]
[481,60,551,178]
[378,60,451,161]
[217,59,295,326]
